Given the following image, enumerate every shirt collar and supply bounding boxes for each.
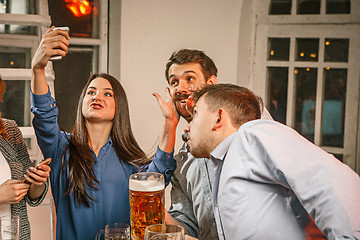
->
[211,132,236,161]
[108,136,113,145]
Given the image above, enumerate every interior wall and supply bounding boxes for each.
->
[109,0,245,153]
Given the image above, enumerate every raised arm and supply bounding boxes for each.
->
[152,88,179,153]
[30,27,70,160]
[31,26,70,95]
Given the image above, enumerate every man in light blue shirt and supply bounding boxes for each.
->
[184,83,360,240]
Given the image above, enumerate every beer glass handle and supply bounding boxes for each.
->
[95,229,105,240]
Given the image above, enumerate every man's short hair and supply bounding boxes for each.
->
[165,49,218,83]
[193,83,262,127]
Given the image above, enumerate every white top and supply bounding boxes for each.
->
[0,150,11,217]
[211,120,360,240]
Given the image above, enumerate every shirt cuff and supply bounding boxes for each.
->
[154,147,176,170]
[30,88,56,110]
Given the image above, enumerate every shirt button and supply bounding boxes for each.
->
[208,197,212,201]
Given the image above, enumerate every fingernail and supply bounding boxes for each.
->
[29,167,35,171]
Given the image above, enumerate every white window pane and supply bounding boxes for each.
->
[297,0,321,14]
[269,0,292,15]
[0,80,31,127]
[326,0,350,14]
[294,67,317,143]
[321,68,347,147]
[48,0,100,38]
[53,46,96,132]
[0,47,31,68]
[0,0,36,14]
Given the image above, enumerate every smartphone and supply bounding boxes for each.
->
[49,26,70,61]
[35,158,51,168]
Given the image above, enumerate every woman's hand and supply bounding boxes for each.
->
[24,158,51,200]
[31,26,70,71]
[31,26,70,95]
[24,158,51,186]
[0,179,30,204]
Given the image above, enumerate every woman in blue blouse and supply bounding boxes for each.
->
[30,27,178,240]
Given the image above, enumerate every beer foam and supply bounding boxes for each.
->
[129,179,164,192]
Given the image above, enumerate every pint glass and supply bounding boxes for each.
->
[129,172,165,240]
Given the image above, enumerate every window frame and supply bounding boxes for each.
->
[0,0,109,162]
[251,0,360,173]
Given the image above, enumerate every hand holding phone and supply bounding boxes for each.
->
[49,26,70,61]
[24,158,51,185]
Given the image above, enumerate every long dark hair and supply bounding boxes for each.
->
[64,73,150,207]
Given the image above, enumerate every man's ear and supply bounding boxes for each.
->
[213,108,224,131]
[207,75,218,85]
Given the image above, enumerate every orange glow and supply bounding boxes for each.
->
[65,0,92,17]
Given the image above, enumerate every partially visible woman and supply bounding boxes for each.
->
[0,75,50,240]
[30,27,178,240]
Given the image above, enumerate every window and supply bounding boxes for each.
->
[252,0,360,173]
[48,0,108,132]
[0,0,50,162]
[269,0,351,15]
[0,0,108,161]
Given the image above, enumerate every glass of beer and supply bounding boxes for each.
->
[144,224,185,240]
[95,223,130,240]
[129,172,165,240]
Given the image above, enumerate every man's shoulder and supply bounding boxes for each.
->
[173,143,212,181]
[236,119,297,143]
